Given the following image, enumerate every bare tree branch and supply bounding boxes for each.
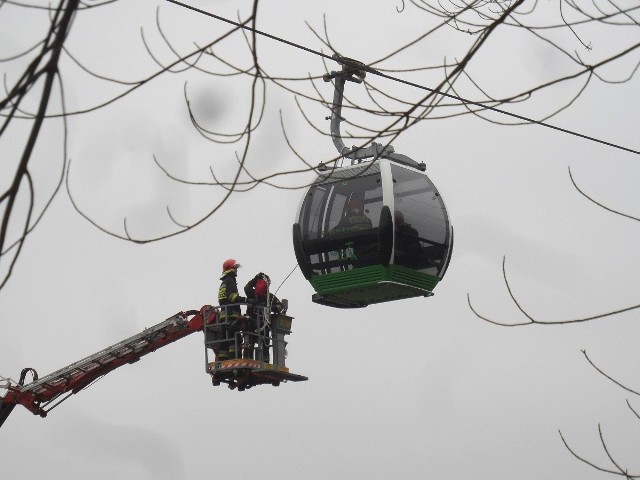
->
[3,0,640,293]
[569,166,640,222]
[582,350,640,397]
[468,256,640,327]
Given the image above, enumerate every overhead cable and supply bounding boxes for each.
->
[163,0,640,156]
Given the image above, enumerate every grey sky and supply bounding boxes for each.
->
[1,1,639,479]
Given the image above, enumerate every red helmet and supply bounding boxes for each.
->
[347,198,363,213]
[254,277,269,298]
[222,258,241,272]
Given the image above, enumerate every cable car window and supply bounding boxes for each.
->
[298,165,383,275]
[391,164,449,276]
[300,186,328,240]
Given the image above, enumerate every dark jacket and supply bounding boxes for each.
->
[331,212,373,234]
[218,269,246,321]
[244,275,285,319]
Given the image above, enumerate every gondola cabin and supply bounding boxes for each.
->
[293,158,453,308]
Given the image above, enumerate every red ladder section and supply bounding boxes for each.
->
[1,309,205,422]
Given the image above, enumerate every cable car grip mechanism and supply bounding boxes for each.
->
[322,55,426,172]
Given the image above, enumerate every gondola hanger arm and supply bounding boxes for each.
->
[322,55,425,171]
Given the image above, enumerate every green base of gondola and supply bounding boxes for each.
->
[309,264,439,308]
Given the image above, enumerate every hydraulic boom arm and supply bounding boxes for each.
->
[1,301,308,429]
[0,309,205,428]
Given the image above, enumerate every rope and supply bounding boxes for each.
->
[274,263,299,297]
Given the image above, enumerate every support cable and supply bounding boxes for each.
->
[163,0,640,156]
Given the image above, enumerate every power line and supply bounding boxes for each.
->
[164,0,640,156]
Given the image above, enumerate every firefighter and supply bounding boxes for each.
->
[244,273,285,363]
[218,259,247,361]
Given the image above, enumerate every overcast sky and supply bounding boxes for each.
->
[1,1,639,479]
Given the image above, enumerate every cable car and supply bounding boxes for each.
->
[292,59,453,308]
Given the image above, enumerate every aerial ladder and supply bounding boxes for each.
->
[0,303,307,428]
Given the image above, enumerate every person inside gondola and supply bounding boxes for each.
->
[394,210,422,268]
[328,197,374,267]
[330,197,372,234]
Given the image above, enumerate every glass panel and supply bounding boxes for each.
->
[391,164,450,276]
[298,165,383,275]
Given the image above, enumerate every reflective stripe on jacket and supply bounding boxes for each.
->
[219,270,246,319]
